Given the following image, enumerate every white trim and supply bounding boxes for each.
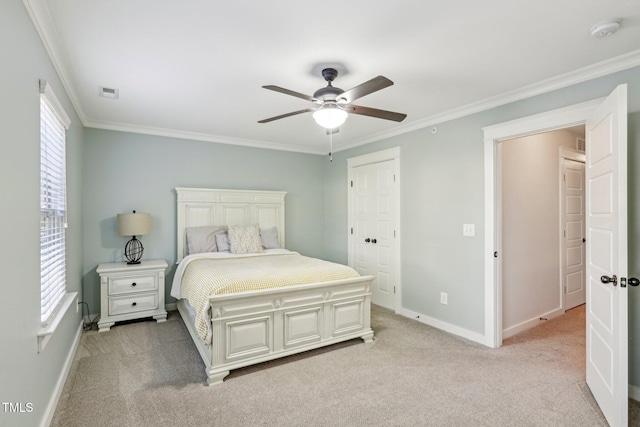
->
[165,302,177,312]
[502,307,564,339]
[397,307,485,345]
[483,99,602,348]
[37,292,77,352]
[630,385,640,402]
[40,320,82,427]
[85,119,328,155]
[347,147,402,312]
[559,146,586,162]
[39,80,70,129]
[23,0,87,124]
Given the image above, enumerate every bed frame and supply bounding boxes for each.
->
[175,188,375,385]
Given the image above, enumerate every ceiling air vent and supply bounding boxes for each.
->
[99,86,119,99]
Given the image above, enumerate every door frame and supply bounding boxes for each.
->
[559,148,586,311]
[347,147,401,312]
[483,98,603,348]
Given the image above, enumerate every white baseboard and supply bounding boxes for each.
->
[630,384,640,402]
[502,307,564,339]
[165,302,177,312]
[397,307,485,345]
[40,320,83,427]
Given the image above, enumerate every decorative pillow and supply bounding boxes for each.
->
[260,226,281,249]
[215,232,231,253]
[228,224,263,254]
[186,225,228,255]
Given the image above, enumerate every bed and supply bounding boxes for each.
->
[172,187,375,385]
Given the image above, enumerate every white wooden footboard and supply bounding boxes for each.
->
[177,275,375,385]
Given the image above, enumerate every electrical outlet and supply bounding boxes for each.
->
[440,292,448,305]
[463,224,475,237]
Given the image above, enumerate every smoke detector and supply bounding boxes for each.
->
[590,20,621,38]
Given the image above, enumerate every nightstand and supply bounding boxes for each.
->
[96,259,168,332]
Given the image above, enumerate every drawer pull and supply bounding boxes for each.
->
[132,302,137,307]
[131,282,137,287]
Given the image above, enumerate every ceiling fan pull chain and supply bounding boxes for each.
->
[329,131,333,162]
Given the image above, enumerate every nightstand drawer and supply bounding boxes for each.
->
[109,274,156,295]
[108,293,158,316]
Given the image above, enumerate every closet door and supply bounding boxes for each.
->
[353,161,395,310]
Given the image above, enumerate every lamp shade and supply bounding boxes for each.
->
[117,212,151,236]
[313,105,348,129]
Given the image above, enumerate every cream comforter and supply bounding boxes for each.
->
[172,250,360,343]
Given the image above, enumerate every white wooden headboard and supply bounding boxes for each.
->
[175,187,287,263]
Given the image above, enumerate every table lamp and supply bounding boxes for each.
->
[117,210,151,264]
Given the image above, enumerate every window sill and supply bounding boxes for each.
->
[37,292,77,353]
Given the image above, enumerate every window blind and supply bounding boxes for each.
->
[40,95,67,324]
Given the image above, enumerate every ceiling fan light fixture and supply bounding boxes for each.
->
[313,105,348,129]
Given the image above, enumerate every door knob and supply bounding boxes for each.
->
[372,239,377,244]
[364,238,370,243]
[600,275,617,286]
[629,278,640,287]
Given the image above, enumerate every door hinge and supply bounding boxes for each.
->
[394,174,396,182]
[394,230,396,238]
[350,227,353,235]
[494,251,498,258]
[394,286,396,294]
[350,180,353,187]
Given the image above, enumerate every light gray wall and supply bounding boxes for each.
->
[0,2,84,426]
[501,129,578,332]
[325,66,640,386]
[81,129,326,316]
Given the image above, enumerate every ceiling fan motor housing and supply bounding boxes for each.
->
[313,68,344,101]
[259,66,406,124]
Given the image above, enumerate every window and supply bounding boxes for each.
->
[40,80,71,325]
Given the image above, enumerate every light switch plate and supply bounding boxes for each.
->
[463,224,475,237]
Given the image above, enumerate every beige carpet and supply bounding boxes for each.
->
[52,304,639,426]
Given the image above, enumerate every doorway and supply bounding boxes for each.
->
[500,127,586,339]
[483,85,629,427]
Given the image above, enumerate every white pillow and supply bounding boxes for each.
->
[260,227,281,249]
[228,224,263,254]
[185,225,228,255]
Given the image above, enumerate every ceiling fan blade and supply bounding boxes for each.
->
[337,76,394,103]
[347,104,407,122]
[262,85,316,102]
[258,108,316,123]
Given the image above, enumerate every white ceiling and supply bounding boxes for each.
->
[27,0,640,154]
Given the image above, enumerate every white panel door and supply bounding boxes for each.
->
[562,158,586,310]
[585,84,627,427]
[353,161,396,310]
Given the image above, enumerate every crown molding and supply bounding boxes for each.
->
[23,0,88,125]
[85,119,326,155]
[335,49,640,152]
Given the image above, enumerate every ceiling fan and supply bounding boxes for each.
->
[258,68,407,130]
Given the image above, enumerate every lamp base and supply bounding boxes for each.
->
[124,236,144,264]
